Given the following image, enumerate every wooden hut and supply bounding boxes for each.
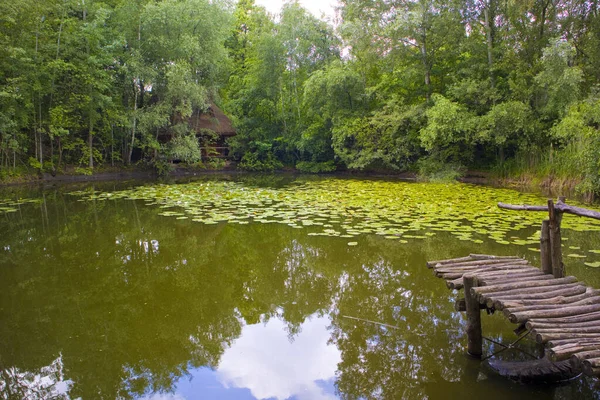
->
[189,103,236,158]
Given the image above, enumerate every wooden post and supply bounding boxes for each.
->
[464,274,483,358]
[540,219,552,275]
[548,199,564,278]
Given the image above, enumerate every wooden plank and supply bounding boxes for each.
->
[537,332,600,344]
[448,270,543,290]
[432,258,526,270]
[487,284,587,308]
[500,290,600,310]
[497,202,600,221]
[528,310,600,325]
[472,276,579,300]
[508,303,600,324]
[503,296,600,316]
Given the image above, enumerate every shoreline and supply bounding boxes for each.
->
[0,165,591,202]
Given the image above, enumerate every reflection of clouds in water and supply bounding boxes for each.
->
[142,394,186,400]
[0,354,73,399]
[217,315,340,400]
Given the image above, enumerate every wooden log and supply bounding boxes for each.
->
[454,298,487,312]
[582,357,600,376]
[497,201,600,221]
[548,199,564,279]
[427,254,519,267]
[436,263,532,279]
[534,326,600,335]
[472,276,578,300]
[464,275,482,358]
[432,258,526,270]
[536,332,600,344]
[447,270,543,290]
[439,267,535,280]
[487,284,587,308]
[427,255,474,268]
[434,260,530,274]
[501,289,600,309]
[540,219,552,274]
[548,338,600,348]
[485,357,580,383]
[508,303,600,324]
[528,310,600,325]
[478,273,554,287]
[503,296,600,316]
[548,345,600,361]
[528,318,600,330]
[569,350,600,368]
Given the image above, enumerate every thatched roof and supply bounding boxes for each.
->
[190,103,236,137]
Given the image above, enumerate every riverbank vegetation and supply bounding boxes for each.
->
[1,0,600,195]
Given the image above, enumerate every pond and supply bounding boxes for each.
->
[2,175,600,399]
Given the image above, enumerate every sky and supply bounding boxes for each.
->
[254,0,339,21]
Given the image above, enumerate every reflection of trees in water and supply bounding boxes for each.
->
[327,239,466,399]
[3,187,600,399]
[0,190,338,398]
[0,355,70,399]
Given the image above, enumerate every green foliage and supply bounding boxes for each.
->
[165,132,201,164]
[416,157,465,183]
[153,159,174,178]
[238,151,282,172]
[295,160,336,173]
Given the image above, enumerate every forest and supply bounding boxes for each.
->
[1,0,600,194]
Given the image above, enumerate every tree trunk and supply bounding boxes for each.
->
[483,3,495,89]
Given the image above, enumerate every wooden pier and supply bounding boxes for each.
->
[427,198,600,381]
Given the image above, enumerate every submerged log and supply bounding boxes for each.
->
[484,357,580,383]
[509,303,600,324]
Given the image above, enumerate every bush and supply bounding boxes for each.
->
[295,160,336,173]
[416,157,465,182]
[238,152,282,172]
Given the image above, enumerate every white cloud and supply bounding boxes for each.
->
[217,315,340,400]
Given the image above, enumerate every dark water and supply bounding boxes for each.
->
[1,176,600,399]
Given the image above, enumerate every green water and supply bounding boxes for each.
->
[2,176,600,399]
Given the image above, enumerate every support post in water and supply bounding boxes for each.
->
[540,219,552,275]
[464,274,483,358]
[548,199,564,278]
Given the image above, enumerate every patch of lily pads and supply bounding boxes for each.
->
[0,198,43,214]
[67,178,600,259]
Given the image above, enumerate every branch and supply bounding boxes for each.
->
[498,202,600,221]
